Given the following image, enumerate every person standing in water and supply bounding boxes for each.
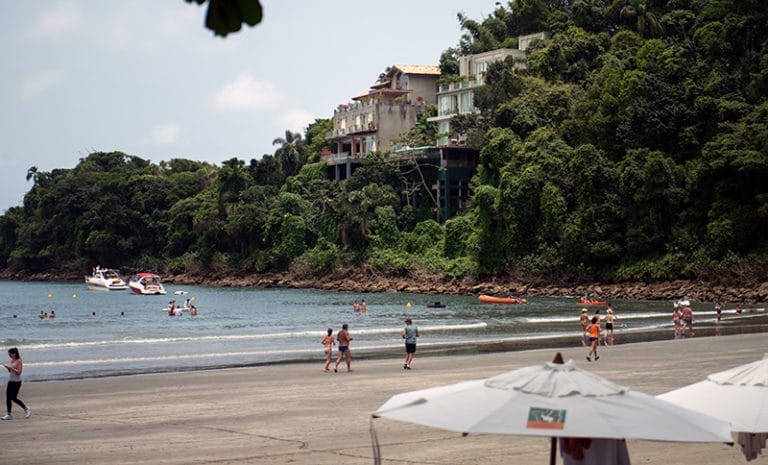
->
[2,348,31,420]
[604,304,619,344]
[321,328,335,372]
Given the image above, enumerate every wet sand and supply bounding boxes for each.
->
[4,333,765,464]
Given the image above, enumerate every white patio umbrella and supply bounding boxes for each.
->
[659,354,768,460]
[373,354,731,465]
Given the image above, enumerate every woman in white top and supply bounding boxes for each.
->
[3,347,31,420]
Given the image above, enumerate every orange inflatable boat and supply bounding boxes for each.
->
[478,295,528,304]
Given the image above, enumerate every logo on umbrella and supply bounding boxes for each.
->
[526,407,566,430]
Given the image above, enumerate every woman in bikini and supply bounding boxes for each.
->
[321,328,335,372]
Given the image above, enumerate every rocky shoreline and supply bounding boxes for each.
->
[7,266,767,304]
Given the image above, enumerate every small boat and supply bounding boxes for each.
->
[577,300,607,306]
[129,273,167,295]
[426,301,446,308]
[85,266,129,291]
[478,295,528,304]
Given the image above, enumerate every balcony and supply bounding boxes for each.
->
[437,79,482,93]
[321,151,367,165]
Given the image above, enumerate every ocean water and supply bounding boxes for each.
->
[1,280,766,381]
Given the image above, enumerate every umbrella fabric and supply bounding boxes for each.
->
[658,354,768,433]
[375,360,731,443]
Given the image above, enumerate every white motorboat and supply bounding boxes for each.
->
[85,266,129,291]
[129,273,167,295]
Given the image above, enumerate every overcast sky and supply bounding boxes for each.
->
[0,1,496,212]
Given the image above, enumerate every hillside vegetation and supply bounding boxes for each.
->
[2,0,767,286]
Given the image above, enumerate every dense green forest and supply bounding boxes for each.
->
[2,0,767,284]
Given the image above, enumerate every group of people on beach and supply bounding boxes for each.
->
[321,324,353,372]
[321,318,419,372]
[580,304,620,362]
[672,302,695,338]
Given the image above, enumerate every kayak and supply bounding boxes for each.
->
[577,300,607,306]
[478,295,528,304]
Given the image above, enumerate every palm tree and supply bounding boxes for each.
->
[617,0,662,38]
[26,166,38,185]
[272,130,306,178]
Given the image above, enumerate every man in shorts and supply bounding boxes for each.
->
[682,306,695,337]
[334,323,353,372]
[402,318,419,370]
[604,304,619,344]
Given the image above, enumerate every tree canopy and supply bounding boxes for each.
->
[2,0,767,284]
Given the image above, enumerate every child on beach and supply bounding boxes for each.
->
[586,316,600,362]
[321,328,335,372]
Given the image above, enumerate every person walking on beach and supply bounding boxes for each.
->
[579,309,589,346]
[334,324,353,372]
[402,318,419,370]
[2,348,30,420]
[321,328,335,372]
[586,316,601,362]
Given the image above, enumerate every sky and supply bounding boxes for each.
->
[0,1,498,212]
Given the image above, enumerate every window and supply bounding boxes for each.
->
[460,92,473,113]
[475,62,489,84]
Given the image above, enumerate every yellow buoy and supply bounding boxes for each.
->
[72,294,77,298]
[47,293,53,298]
[406,302,411,308]
[191,296,196,301]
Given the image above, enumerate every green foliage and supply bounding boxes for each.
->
[295,237,339,272]
[392,106,438,148]
[614,254,684,281]
[2,2,768,285]
[304,119,332,163]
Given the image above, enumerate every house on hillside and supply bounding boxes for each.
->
[428,31,547,146]
[323,64,440,180]
[416,32,547,219]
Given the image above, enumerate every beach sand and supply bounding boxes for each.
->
[4,333,765,464]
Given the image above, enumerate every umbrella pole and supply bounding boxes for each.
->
[550,437,557,465]
[549,353,563,465]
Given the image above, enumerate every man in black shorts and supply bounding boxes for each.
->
[402,318,419,369]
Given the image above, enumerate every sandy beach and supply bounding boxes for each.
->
[4,333,766,464]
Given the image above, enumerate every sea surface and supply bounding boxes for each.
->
[1,280,766,381]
